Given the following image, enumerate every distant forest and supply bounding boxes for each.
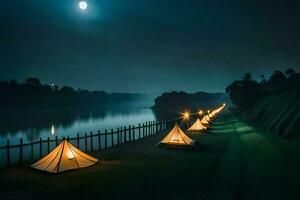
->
[152,91,228,112]
[0,78,143,109]
[226,68,300,111]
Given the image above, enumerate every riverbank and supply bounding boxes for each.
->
[1,112,300,200]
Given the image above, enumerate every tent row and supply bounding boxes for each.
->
[157,103,226,149]
[188,103,226,132]
[31,103,225,173]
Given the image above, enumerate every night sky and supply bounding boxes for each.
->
[1,0,300,93]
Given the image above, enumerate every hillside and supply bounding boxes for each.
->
[242,89,300,140]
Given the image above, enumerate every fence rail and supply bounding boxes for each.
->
[0,119,177,168]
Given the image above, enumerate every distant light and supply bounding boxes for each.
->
[198,110,203,115]
[208,110,210,113]
[51,125,55,135]
[51,84,54,87]
[79,1,88,10]
[223,103,226,106]
[183,112,190,120]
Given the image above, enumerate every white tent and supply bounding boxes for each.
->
[210,103,226,117]
[205,115,212,122]
[201,116,210,126]
[31,140,98,173]
[157,123,195,148]
[188,118,207,133]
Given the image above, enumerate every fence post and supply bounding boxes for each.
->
[159,121,161,132]
[124,127,127,143]
[39,138,42,158]
[67,136,70,141]
[120,127,123,143]
[128,125,131,142]
[142,123,145,138]
[55,136,58,146]
[153,121,155,134]
[47,137,50,153]
[159,121,162,132]
[90,132,93,152]
[117,128,120,145]
[77,133,80,148]
[19,138,23,165]
[151,121,154,135]
[138,123,141,139]
[85,133,88,152]
[104,129,108,149]
[31,141,34,160]
[7,140,10,166]
[111,129,114,147]
[98,131,101,150]
[132,125,135,141]
[146,122,149,136]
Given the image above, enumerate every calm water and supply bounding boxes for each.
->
[0,106,157,146]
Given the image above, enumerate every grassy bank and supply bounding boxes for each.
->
[242,89,300,139]
[1,112,300,199]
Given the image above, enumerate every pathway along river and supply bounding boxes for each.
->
[1,111,300,199]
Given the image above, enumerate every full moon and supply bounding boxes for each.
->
[79,1,88,10]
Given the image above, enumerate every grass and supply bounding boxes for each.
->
[1,112,300,200]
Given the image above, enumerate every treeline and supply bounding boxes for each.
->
[152,91,228,112]
[0,78,143,109]
[226,68,300,111]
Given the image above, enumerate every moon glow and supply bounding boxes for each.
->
[79,1,88,10]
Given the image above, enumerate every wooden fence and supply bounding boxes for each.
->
[0,119,176,167]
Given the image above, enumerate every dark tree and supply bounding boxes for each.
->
[264,70,287,94]
[285,68,296,77]
[260,74,266,84]
[226,69,300,112]
[25,78,41,86]
[243,73,252,81]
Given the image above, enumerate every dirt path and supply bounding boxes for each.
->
[1,112,300,200]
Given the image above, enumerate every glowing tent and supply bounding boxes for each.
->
[205,115,212,122]
[210,103,226,117]
[201,116,210,126]
[31,140,98,173]
[188,118,207,133]
[156,123,195,148]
